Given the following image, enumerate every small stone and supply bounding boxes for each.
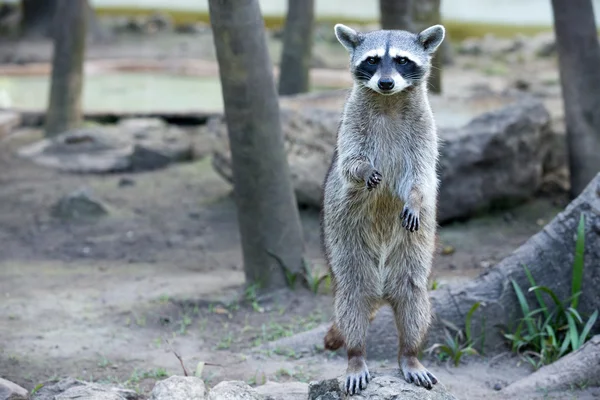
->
[441,246,455,256]
[118,177,135,187]
[0,377,28,400]
[493,383,502,391]
[150,376,206,400]
[308,379,342,400]
[51,188,110,220]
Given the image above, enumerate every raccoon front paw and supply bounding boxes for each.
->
[366,170,382,191]
[401,206,420,232]
[345,357,370,395]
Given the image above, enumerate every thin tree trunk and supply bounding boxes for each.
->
[379,0,414,31]
[21,0,104,40]
[551,0,600,197]
[208,0,305,289]
[278,0,314,95]
[412,0,442,93]
[44,0,87,137]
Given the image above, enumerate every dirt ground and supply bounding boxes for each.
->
[0,19,596,400]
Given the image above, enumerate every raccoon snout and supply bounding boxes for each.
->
[377,78,395,91]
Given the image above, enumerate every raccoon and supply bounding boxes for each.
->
[321,23,445,395]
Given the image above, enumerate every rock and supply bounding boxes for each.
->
[211,93,554,223]
[0,111,20,139]
[207,381,263,400]
[149,376,207,400]
[146,12,173,33]
[503,335,600,395]
[17,119,193,173]
[308,373,457,400]
[51,188,110,220]
[0,377,28,400]
[255,381,308,400]
[31,378,140,400]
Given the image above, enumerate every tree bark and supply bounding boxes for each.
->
[412,0,442,93]
[551,0,600,197]
[208,0,305,289]
[20,0,104,40]
[379,0,414,31]
[278,0,314,95]
[44,0,87,138]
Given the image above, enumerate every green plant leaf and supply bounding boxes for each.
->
[465,302,481,344]
[524,265,550,320]
[565,312,579,352]
[511,279,535,336]
[578,310,598,347]
[571,213,585,309]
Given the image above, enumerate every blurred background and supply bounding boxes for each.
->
[0,1,599,399]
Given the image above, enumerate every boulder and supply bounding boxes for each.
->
[17,118,193,174]
[210,93,554,223]
[51,188,110,220]
[255,381,308,400]
[0,111,20,139]
[308,373,457,400]
[31,378,140,400]
[149,376,207,400]
[207,381,263,400]
[0,378,28,400]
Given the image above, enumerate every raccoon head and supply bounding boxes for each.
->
[334,23,445,95]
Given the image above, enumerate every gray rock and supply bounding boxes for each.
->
[149,376,207,400]
[51,188,110,220]
[211,92,554,223]
[17,119,193,173]
[0,377,28,400]
[207,381,263,400]
[0,111,21,139]
[32,378,140,400]
[255,381,308,400]
[308,373,457,400]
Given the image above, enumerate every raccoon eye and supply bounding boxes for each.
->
[396,57,408,65]
[366,57,379,65]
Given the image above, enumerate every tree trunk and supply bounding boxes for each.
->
[379,0,414,31]
[551,0,600,197]
[412,0,442,93]
[44,0,87,138]
[20,0,104,40]
[208,0,305,290]
[278,0,314,95]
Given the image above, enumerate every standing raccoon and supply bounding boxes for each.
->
[321,23,445,395]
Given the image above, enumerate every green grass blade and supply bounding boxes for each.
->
[571,213,586,309]
[529,286,565,315]
[565,313,579,351]
[511,279,535,336]
[578,310,598,347]
[523,265,550,320]
[465,302,481,344]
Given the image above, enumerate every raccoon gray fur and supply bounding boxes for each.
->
[321,23,445,395]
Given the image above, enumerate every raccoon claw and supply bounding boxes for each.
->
[401,206,420,232]
[345,365,370,395]
[366,170,382,190]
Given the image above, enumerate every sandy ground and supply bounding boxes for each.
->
[0,22,595,400]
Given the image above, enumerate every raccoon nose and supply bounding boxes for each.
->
[377,78,395,91]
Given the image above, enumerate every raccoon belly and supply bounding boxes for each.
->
[362,189,404,252]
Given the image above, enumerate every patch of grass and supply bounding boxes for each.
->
[244,283,263,312]
[504,213,598,370]
[97,354,113,368]
[302,259,330,294]
[216,332,234,350]
[126,367,169,386]
[426,302,481,366]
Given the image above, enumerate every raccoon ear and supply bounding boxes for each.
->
[334,24,362,52]
[417,24,445,53]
